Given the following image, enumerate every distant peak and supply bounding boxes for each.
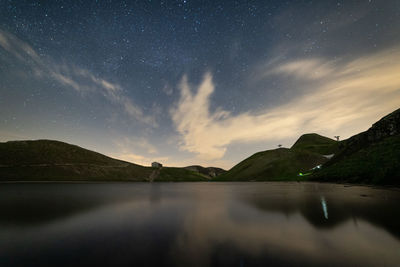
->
[292,133,335,148]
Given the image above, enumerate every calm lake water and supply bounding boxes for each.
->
[0,182,399,267]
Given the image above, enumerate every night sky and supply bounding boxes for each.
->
[1,0,400,168]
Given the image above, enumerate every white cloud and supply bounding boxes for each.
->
[111,137,165,166]
[114,152,168,167]
[268,58,336,80]
[0,130,28,142]
[111,135,233,168]
[0,29,157,127]
[171,48,400,160]
[114,136,159,155]
[162,84,174,96]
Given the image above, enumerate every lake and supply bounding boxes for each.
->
[0,182,399,267]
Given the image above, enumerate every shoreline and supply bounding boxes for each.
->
[0,180,399,190]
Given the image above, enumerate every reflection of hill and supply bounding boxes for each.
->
[241,183,400,240]
[0,184,145,227]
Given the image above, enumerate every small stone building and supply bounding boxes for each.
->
[151,162,163,168]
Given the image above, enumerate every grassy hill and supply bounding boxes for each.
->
[215,148,328,181]
[0,140,206,182]
[312,108,400,185]
[0,140,152,181]
[312,135,400,185]
[218,108,400,185]
[291,133,339,155]
[0,140,133,166]
[184,165,226,178]
[2,108,399,184]
[155,167,209,182]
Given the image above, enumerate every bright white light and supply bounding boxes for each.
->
[321,196,328,219]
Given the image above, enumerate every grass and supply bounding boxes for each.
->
[2,123,398,184]
[215,148,328,181]
[291,133,340,155]
[0,140,129,166]
[311,135,400,185]
[0,140,213,182]
[155,167,210,182]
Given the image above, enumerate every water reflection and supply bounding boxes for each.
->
[0,182,399,266]
[0,183,144,227]
[240,183,400,239]
[320,196,328,219]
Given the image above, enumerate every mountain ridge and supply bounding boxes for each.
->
[311,108,400,185]
[218,108,400,185]
[215,147,328,181]
[291,133,339,155]
[184,165,226,178]
[1,108,399,184]
[0,139,212,182]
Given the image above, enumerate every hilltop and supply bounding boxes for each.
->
[184,165,226,178]
[215,147,329,181]
[217,108,400,185]
[0,140,208,182]
[291,133,339,155]
[312,108,400,185]
[1,108,399,185]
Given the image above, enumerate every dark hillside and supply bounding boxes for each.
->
[312,108,400,185]
[0,140,209,182]
[291,133,339,155]
[216,148,328,181]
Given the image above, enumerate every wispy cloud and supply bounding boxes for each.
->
[171,48,400,160]
[111,136,165,166]
[111,135,232,168]
[0,29,157,127]
[0,130,28,142]
[266,58,336,80]
[113,136,159,155]
[114,152,168,167]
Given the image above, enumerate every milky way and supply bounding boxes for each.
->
[1,0,399,168]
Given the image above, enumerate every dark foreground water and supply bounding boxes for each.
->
[0,182,400,267]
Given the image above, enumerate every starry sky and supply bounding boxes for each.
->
[1,0,400,169]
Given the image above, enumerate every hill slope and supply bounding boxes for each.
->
[0,140,207,182]
[291,133,339,155]
[218,108,400,184]
[312,108,400,185]
[216,148,328,181]
[156,167,210,181]
[0,140,152,181]
[184,165,226,178]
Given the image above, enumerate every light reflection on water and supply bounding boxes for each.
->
[320,196,328,219]
[0,182,399,266]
